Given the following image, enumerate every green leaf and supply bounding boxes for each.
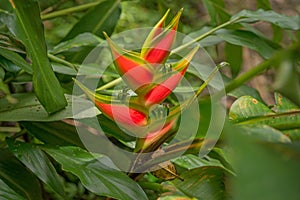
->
[21,121,84,147]
[225,43,243,77]
[215,29,279,59]
[172,166,230,200]
[11,0,67,114]
[229,96,300,130]
[0,149,42,200]
[227,125,300,200]
[233,9,300,30]
[63,0,121,41]
[240,124,291,143]
[172,154,223,170]
[229,96,274,122]
[0,47,32,74]
[0,93,100,121]
[51,33,102,54]
[186,28,279,59]
[43,146,148,200]
[274,92,299,112]
[7,139,65,197]
[0,179,26,200]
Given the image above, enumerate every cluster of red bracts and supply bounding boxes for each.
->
[76,9,199,150]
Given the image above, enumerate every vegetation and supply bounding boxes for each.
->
[0,0,299,199]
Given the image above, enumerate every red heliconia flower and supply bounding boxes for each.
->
[74,79,148,127]
[141,8,183,65]
[143,46,199,107]
[104,32,154,92]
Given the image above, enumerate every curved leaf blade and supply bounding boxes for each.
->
[0,93,99,121]
[233,9,300,30]
[7,139,65,197]
[0,179,26,200]
[11,0,67,114]
[172,166,230,200]
[63,0,121,41]
[0,149,42,200]
[43,146,148,200]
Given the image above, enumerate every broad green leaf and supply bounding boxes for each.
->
[51,62,77,75]
[230,96,300,130]
[172,166,230,200]
[274,93,299,112]
[215,29,279,59]
[21,121,84,147]
[63,0,121,41]
[172,154,223,170]
[233,9,300,30]
[43,146,148,200]
[240,124,291,143]
[7,139,65,197]
[51,33,102,54]
[0,179,26,200]
[186,28,279,59]
[0,93,100,121]
[229,96,274,122]
[11,0,67,114]
[0,56,21,73]
[0,47,32,73]
[225,43,242,77]
[0,149,42,200]
[283,129,300,141]
[226,125,300,200]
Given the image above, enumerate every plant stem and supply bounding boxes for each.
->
[41,0,105,20]
[48,53,78,71]
[138,182,170,193]
[95,77,122,91]
[0,126,21,132]
[225,40,300,93]
[171,16,242,54]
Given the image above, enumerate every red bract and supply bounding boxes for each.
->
[74,79,148,128]
[95,102,148,127]
[141,9,182,65]
[104,33,154,92]
[143,46,199,106]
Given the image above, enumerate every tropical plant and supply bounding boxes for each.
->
[0,0,299,200]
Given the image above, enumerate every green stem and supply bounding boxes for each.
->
[95,77,122,91]
[225,40,300,93]
[0,127,21,132]
[138,182,170,193]
[41,0,105,20]
[48,53,78,71]
[171,16,242,54]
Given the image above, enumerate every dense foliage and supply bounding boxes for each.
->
[0,0,299,199]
